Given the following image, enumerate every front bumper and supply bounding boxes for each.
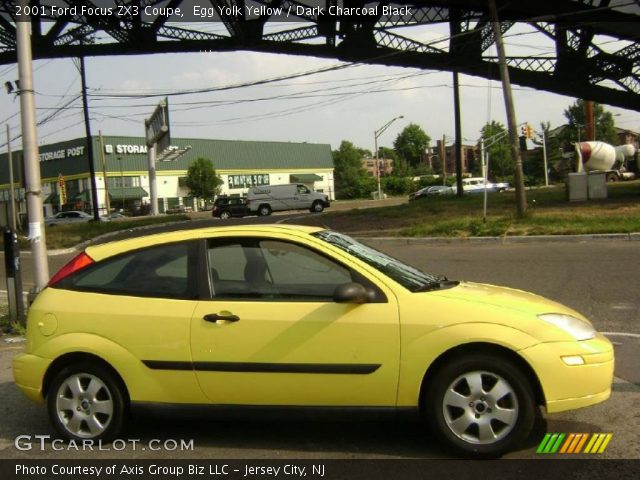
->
[519,333,614,413]
[12,352,51,404]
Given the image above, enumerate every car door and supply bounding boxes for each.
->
[59,241,203,402]
[293,184,311,209]
[190,236,400,407]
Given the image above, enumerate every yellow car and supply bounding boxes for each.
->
[13,225,614,457]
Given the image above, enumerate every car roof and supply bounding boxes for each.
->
[85,224,325,261]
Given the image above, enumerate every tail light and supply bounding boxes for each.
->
[47,251,95,287]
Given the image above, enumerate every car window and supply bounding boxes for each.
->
[208,242,247,282]
[314,230,439,292]
[297,185,310,194]
[207,238,353,301]
[260,240,352,299]
[63,242,196,299]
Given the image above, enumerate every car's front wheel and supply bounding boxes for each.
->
[258,205,272,216]
[423,353,536,458]
[310,201,325,213]
[47,363,126,441]
[219,210,232,220]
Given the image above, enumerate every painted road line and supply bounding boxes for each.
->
[602,332,640,338]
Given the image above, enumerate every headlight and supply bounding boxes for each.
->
[537,313,596,341]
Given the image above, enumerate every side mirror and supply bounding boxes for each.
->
[333,282,370,304]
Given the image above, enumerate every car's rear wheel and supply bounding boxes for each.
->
[258,205,272,216]
[219,210,232,220]
[47,363,126,441]
[310,201,325,213]
[423,353,535,458]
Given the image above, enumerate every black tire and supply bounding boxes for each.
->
[310,201,325,213]
[606,173,618,182]
[219,210,232,220]
[47,363,126,442]
[258,204,272,216]
[423,353,535,458]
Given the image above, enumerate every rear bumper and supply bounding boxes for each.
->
[12,352,50,404]
[519,334,614,413]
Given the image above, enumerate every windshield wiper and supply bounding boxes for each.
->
[414,276,460,293]
[414,281,442,292]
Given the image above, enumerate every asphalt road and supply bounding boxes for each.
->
[0,235,638,459]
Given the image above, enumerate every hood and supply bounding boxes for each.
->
[431,281,587,321]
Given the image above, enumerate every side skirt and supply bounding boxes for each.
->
[130,403,420,422]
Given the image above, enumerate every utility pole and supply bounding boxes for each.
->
[99,131,111,214]
[441,134,446,186]
[6,124,17,231]
[453,71,464,197]
[542,129,549,187]
[489,0,527,217]
[585,100,595,141]
[16,8,49,289]
[79,56,100,221]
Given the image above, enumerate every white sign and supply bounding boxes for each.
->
[39,146,85,162]
[104,144,178,155]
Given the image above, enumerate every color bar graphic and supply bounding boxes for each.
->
[537,433,612,454]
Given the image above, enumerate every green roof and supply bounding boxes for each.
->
[0,136,333,185]
[97,136,333,174]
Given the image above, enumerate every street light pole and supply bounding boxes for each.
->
[118,157,124,212]
[16,8,49,290]
[374,115,404,200]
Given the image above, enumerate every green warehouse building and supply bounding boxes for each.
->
[0,135,335,224]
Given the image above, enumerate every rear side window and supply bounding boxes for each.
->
[59,242,198,299]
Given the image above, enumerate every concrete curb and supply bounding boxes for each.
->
[6,231,640,257]
[358,232,640,245]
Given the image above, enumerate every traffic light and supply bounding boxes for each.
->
[520,123,535,139]
[526,123,534,139]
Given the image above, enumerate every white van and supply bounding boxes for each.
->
[246,184,330,216]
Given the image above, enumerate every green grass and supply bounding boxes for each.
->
[4,214,191,250]
[0,304,26,336]
[302,181,640,237]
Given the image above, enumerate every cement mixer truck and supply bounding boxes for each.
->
[575,141,638,181]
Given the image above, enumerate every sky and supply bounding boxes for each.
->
[1,22,638,156]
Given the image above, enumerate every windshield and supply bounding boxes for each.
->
[313,230,440,292]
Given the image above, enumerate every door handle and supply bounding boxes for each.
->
[203,313,240,323]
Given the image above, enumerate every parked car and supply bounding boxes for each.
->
[100,212,126,221]
[409,185,455,201]
[460,177,510,194]
[166,205,193,214]
[212,196,250,219]
[246,184,330,216]
[13,225,613,457]
[45,210,93,227]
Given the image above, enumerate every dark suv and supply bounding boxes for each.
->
[212,196,250,219]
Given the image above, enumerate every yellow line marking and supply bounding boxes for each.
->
[597,434,613,454]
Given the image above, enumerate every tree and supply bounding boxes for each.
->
[185,157,223,201]
[332,140,373,199]
[393,123,431,168]
[561,99,618,145]
[480,121,512,179]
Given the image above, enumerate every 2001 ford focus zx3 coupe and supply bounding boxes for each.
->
[13,225,614,457]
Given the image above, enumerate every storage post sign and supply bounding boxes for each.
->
[58,174,67,205]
